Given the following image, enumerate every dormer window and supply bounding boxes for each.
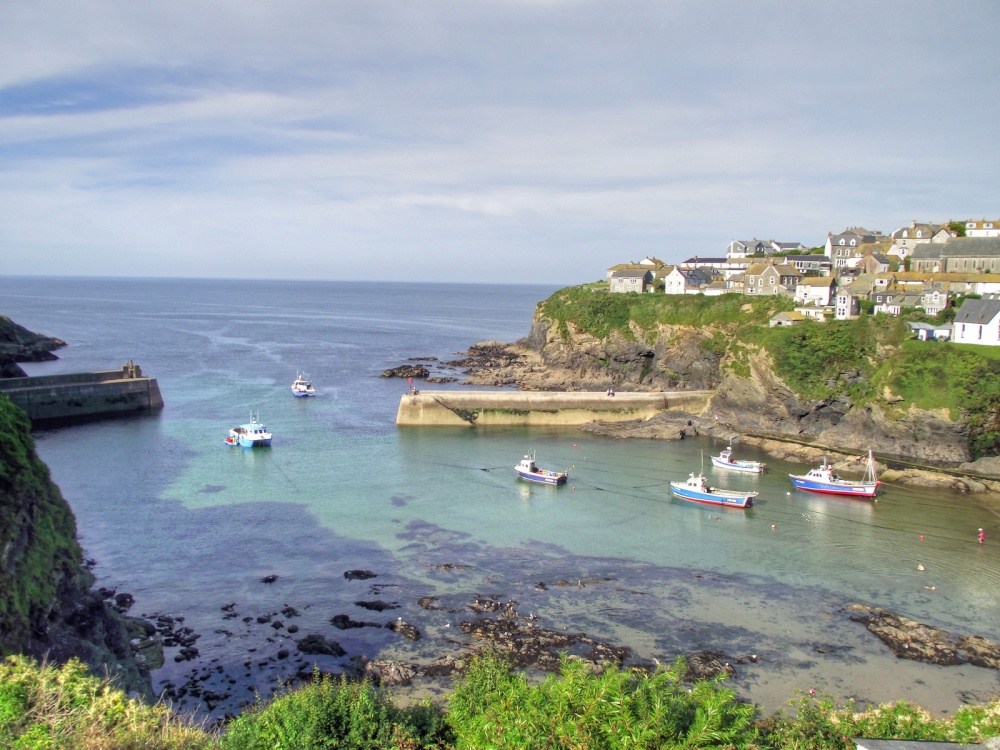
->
[987,223,994,229]
[850,239,857,246]
[916,231,922,237]
[839,239,846,245]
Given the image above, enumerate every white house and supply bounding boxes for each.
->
[953,294,1000,346]
[794,276,836,307]
[965,219,1000,238]
[664,267,713,295]
[835,291,861,320]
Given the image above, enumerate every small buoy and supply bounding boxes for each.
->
[771,524,776,530]
[924,586,936,591]
[786,491,791,496]
[573,444,577,448]
[917,564,925,571]
[920,535,924,540]
[572,487,576,490]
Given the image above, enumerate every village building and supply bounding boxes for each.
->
[726,240,769,258]
[664,266,714,295]
[608,268,653,293]
[769,311,808,327]
[964,219,1000,238]
[742,261,801,296]
[889,220,953,259]
[953,293,1000,346]
[794,276,836,307]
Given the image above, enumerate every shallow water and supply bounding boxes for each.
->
[2,277,998,718]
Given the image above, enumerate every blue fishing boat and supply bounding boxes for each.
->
[228,413,272,447]
[789,450,879,498]
[515,452,568,485]
[670,472,756,508]
[710,446,766,474]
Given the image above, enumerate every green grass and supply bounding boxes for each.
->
[0,655,212,750]
[3,653,1000,749]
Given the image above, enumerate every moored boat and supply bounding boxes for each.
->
[710,446,765,474]
[228,413,272,447]
[515,452,568,485]
[788,450,879,498]
[291,373,316,397]
[670,472,756,508]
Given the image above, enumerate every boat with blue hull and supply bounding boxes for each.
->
[291,373,315,397]
[227,414,272,447]
[515,452,568,485]
[788,450,879,498]
[670,472,756,508]
[710,446,765,474]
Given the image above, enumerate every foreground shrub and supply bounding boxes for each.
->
[0,654,212,750]
[220,669,452,750]
[446,651,758,749]
[759,693,1000,749]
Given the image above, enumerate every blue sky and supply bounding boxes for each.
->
[1,0,998,284]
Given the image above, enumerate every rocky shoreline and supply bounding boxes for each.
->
[131,564,1000,721]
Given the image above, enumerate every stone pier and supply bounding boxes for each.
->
[395,390,714,427]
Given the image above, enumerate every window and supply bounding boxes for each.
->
[839,239,846,245]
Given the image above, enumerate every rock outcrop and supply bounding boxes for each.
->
[0,316,66,378]
[440,314,977,466]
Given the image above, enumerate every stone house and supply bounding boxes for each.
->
[889,220,953,259]
[726,240,769,258]
[743,261,801,296]
[609,268,653,293]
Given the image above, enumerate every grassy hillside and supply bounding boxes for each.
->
[537,289,1000,459]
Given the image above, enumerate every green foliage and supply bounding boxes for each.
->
[447,651,758,749]
[759,694,1000,749]
[539,288,793,340]
[759,318,889,399]
[220,669,451,750]
[880,342,1000,458]
[0,396,83,655]
[0,654,212,749]
[949,220,967,237]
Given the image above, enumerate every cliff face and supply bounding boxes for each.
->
[467,314,972,465]
[0,394,152,697]
[0,315,66,378]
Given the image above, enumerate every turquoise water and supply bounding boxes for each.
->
[2,277,998,716]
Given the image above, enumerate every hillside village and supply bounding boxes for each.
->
[606,218,1000,346]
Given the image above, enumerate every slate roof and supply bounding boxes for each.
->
[610,269,652,279]
[954,294,1000,325]
[797,276,835,287]
[910,244,943,260]
[940,237,1000,258]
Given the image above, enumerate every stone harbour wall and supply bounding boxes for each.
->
[0,362,163,428]
[395,390,714,427]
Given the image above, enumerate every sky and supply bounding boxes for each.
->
[1,0,998,285]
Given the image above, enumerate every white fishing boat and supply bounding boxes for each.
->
[710,446,765,474]
[291,373,316,397]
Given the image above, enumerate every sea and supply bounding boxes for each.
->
[1,276,998,719]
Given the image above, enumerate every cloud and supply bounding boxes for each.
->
[1,0,998,282]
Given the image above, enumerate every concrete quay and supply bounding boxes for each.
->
[395,389,714,427]
[0,361,164,428]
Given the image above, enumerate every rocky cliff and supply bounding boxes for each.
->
[0,315,65,378]
[457,312,976,468]
[0,393,153,697]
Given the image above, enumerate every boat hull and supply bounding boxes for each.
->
[516,469,567,485]
[789,476,878,497]
[710,456,764,474]
[291,390,314,397]
[670,483,753,508]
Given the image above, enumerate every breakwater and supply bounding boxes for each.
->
[395,389,713,427]
[0,360,163,428]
